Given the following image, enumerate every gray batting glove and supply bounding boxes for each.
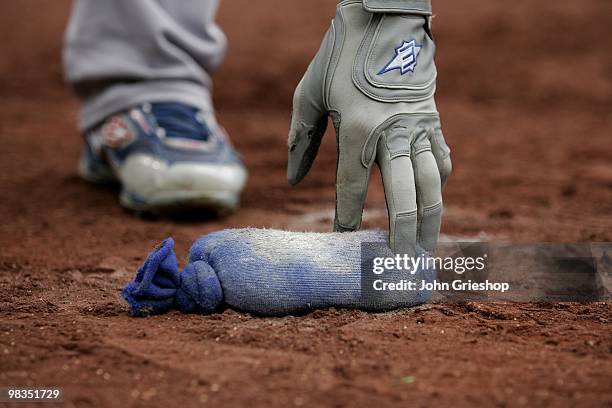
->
[288,0,452,255]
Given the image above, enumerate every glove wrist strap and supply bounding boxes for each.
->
[362,0,432,15]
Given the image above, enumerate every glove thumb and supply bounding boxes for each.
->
[288,21,336,186]
[287,74,328,185]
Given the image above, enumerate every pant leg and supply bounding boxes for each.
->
[63,0,225,131]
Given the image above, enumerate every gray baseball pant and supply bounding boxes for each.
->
[63,0,225,131]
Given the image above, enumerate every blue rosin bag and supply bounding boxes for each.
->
[122,229,435,317]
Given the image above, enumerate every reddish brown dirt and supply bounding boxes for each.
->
[1,1,611,407]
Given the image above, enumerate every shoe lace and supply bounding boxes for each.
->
[150,103,211,141]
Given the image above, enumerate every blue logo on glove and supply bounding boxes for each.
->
[379,39,422,75]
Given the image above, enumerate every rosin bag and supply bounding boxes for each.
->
[122,229,435,317]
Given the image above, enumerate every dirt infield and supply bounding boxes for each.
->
[1,0,611,407]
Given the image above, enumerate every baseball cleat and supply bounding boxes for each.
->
[78,102,248,214]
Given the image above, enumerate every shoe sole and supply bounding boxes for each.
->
[119,188,240,215]
[79,153,247,215]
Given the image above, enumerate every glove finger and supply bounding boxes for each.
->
[430,126,452,188]
[333,128,372,232]
[413,147,443,252]
[376,130,418,255]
